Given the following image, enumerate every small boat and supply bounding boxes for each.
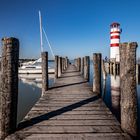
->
[19,57,54,74]
[19,62,55,74]
[19,66,54,74]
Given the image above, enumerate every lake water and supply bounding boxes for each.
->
[17,61,55,123]
[17,61,140,138]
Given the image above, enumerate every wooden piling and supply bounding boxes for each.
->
[74,58,77,70]
[63,57,66,72]
[62,57,64,72]
[0,37,19,139]
[65,57,68,69]
[67,57,69,67]
[93,53,102,94]
[42,52,48,93]
[76,58,78,71]
[113,61,116,75]
[55,55,58,78]
[102,59,107,80]
[78,57,81,72]
[84,56,90,81]
[58,57,62,77]
[60,57,63,74]
[110,62,113,74]
[120,42,138,136]
[81,57,84,75]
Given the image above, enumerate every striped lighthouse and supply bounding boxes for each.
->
[110,22,121,62]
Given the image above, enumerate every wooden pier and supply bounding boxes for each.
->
[6,65,131,140]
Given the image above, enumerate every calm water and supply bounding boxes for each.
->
[89,62,140,138]
[17,61,55,123]
[17,61,140,138]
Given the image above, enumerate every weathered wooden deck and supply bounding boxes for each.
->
[6,65,132,140]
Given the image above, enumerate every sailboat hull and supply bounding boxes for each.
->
[19,68,54,74]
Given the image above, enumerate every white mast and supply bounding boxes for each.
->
[39,10,43,52]
[42,27,55,58]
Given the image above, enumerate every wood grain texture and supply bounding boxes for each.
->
[6,64,132,140]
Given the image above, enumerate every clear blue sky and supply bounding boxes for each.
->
[0,0,140,59]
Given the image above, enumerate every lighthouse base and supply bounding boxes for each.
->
[110,47,120,62]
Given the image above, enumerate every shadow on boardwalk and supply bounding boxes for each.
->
[49,81,87,89]
[18,95,100,130]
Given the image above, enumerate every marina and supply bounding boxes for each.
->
[0,39,139,139]
[0,1,140,139]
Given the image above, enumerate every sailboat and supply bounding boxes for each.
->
[18,58,54,74]
[19,11,55,74]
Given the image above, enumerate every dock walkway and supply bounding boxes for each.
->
[6,65,131,140]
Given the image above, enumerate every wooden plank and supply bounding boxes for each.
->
[22,125,122,133]
[26,110,115,116]
[5,64,131,140]
[23,119,120,126]
[25,114,116,121]
[5,133,132,140]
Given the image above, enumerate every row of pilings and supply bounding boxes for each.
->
[0,37,70,140]
[54,56,69,79]
[74,56,90,82]
[0,37,138,139]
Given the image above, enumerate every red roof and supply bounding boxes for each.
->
[110,22,120,27]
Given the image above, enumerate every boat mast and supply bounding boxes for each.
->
[39,10,43,52]
[42,27,55,58]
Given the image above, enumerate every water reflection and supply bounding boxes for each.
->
[110,74,120,121]
[19,74,42,88]
[18,78,41,123]
[18,73,54,124]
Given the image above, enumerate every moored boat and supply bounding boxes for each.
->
[19,65,54,74]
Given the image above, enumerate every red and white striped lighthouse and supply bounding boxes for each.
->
[110,22,121,62]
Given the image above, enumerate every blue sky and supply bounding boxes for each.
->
[0,0,140,59]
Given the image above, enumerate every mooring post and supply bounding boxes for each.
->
[55,55,58,78]
[81,57,84,75]
[58,56,61,77]
[93,53,102,94]
[77,57,81,72]
[62,57,64,73]
[66,57,68,69]
[74,58,77,70]
[0,37,19,139]
[42,51,48,93]
[113,59,116,75]
[108,62,110,74]
[77,58,79,71]
[117,63,120,75]
[75,58,77,70]
[64,57,66,71]
[65,57,67,70]
[58,56,62,77]
[111,62,113,74]
[120,42,138,136]
[79,57,81,72]
[84,56,90,81]
[67,57,69,67]
[60,57,63,74]
[102,59,107,80]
